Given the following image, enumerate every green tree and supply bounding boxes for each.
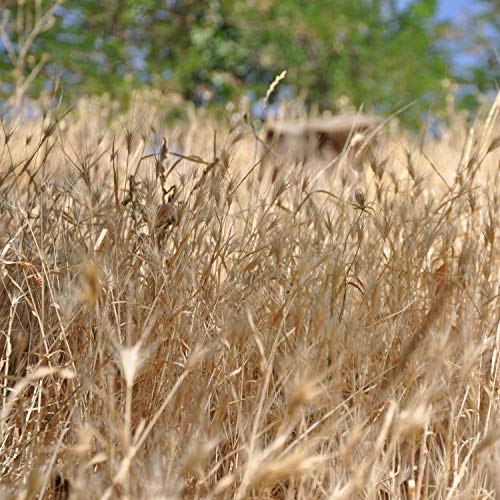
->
[1,0,456,124]
[237,0,452,123]
[462,0,499,93]
[0,0,61,107]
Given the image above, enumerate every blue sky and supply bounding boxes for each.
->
[397,0,485,19]
[438,0,492,71]
[436,0,485,20]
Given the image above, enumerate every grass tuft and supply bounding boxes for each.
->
[0,91,499,498]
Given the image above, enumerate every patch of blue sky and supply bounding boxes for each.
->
[57,6,84,29]
[435,0,488,20]
[395,0,487,20]
[129,46,148,71]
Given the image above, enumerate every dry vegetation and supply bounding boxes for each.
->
[0,90,499,499]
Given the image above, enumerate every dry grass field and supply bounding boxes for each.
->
[0,91,499,499]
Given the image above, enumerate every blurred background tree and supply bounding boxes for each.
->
[0,0,497,124]
[456,0,499,94]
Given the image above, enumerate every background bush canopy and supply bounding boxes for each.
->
[0,0,498,125]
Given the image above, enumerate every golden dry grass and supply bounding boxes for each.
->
[0,91,499,499]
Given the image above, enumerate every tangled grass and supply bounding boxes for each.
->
[0,92,499,499]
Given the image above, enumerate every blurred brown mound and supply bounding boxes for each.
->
[262,113,383,174]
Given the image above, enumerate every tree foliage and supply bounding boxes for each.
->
[459,0,499,92]
[0,0,493,121]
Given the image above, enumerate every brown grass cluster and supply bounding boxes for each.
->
[0,91,499,499]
